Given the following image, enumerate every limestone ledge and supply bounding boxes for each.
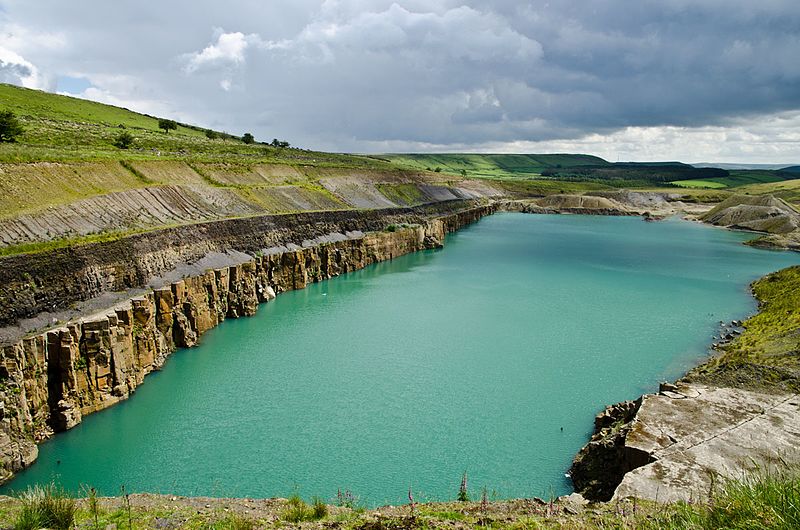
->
[571,382,800,503]
[0,204,494,484]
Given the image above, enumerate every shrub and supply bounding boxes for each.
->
[14,483,77,530]
[242,132,255,144]
[205,129,219,140]
[0,110,24,143]
[113,131,134,149]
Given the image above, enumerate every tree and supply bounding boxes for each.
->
[157,118,177,134]
[0,110,24,142]
[242,132,255,144]
[205,129,218,140]
[113,131,134,149]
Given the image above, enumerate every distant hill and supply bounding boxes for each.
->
[693,162,800,170]
[615,161,692,167]
[781,166,800,173]
[380,153,609,179]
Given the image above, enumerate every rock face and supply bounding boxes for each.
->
[569,399,649,501]
[572,382,800,503]
[0,204,494,484]
[0,200,484,328]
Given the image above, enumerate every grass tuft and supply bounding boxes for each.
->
[282,492,328,523]
[14,483,77,530]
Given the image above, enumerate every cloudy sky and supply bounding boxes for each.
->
[1,0,799,163]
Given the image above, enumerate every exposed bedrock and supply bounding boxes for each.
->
[0,203,494,484]
[571,382,800,503]
[0,200,484,328]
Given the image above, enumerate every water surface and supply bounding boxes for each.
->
[6,214,800,505]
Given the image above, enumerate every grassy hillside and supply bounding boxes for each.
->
[0,83,385,169]
[379,153,609,179]
[0,84,507,255]
[671,169,794,189]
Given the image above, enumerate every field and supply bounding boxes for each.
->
[670,170,792,189]
[379,153,609,179]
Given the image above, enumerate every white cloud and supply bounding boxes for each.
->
[0,46,50,89]
[184,31,262,73]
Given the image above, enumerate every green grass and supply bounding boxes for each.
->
[14,483,77,530]
[671,179,729,189]
[641,466,800,530]
[0,469,798,529]
[0,83,393,170]
[490,178,613,197]
[381,153,609,179]
[375,183,427,205]
[281,493,327,523]
[686,265,800,391]
[671,170,792,189]
[735,178,800,204]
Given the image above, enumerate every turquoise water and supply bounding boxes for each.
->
[5,214,800,505]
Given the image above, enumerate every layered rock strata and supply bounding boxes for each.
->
[0,200,481,327]
[0,203,494,484]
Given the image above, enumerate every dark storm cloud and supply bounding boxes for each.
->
[1,0,799,154]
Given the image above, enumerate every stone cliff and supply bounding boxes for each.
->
[0,203,495,483]
[0,201,482,329]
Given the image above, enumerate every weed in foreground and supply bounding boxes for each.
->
[282,492,328,523]
[14,483,77,530]
[642,467,800,530]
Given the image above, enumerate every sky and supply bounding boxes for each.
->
[1,0,799,163]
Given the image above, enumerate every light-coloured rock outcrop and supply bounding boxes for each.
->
[572,381,800,503]
[614,383,800,503]
[702,194,800,233]
[0,204,493,484]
